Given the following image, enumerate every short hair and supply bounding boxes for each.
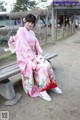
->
[25,14,37,26]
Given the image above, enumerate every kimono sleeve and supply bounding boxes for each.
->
[35,38,44,55]
[16,28,35,61]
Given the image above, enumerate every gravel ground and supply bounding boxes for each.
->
[0,31,80,120]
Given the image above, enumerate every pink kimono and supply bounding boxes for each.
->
[15,27,57,97]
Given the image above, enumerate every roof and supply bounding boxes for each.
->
[50,0,80,15]
[0,12,10,16]
[52,0,80,6]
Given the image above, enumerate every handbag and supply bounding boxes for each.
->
[8,36,16,54]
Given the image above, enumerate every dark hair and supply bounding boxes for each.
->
[25,14,37,26]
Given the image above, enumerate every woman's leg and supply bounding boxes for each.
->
[22,62,39,97]
[34,60,57,92]
[46,61,62,94]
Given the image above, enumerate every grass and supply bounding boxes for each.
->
[0,54,16,67]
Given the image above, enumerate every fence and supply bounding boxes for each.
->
[0,22,75,46]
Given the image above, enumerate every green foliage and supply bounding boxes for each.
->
[0,0,6,11]
[12,0,37,12]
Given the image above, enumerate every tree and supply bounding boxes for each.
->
[12,0,37,12]
[0,0,6,11]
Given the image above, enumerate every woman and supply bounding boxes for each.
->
[15,14,62,101]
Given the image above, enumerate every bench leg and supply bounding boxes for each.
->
[0,79,22,105]
[47,60,54,70]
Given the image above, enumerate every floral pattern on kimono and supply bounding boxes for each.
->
[15,27,57,97]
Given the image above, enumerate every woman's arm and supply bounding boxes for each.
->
[16,28,36,61]
[35,38,44,56]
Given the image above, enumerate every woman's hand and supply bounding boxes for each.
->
[33,57,38,64]
[32,55,45,70]
[36,55,45,63]
[32,54,45,65]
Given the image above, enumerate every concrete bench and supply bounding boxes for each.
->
[0,52,58,105]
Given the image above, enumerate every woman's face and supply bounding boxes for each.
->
[25,22,34,30]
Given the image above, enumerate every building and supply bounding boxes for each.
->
[0,12,10,27]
